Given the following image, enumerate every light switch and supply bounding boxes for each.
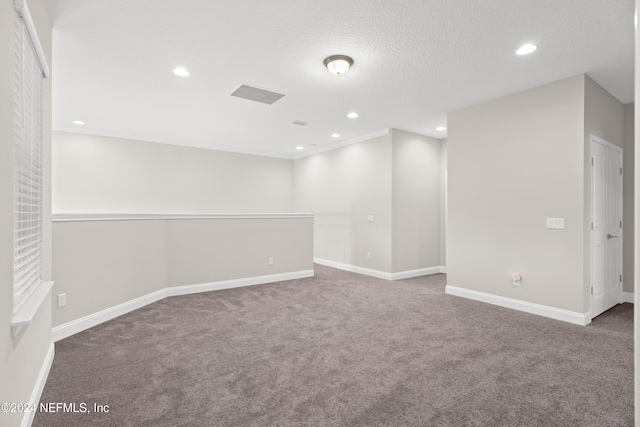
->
[546,218,565,229]
[367,215,375,223]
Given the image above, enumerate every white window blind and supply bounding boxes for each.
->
[13,10,44,315]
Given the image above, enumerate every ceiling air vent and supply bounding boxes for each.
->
[292,120,308,126]
[230,84,285,105]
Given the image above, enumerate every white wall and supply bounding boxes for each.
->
[0,1,53,427]
[447,75,587,313]
[52,131,294,213]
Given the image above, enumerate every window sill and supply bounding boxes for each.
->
[11,281,54,338]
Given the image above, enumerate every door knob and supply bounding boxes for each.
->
[607,234,618,239]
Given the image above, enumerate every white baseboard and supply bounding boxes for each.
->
[52,270,314,342]
[622,292,634,304]
[22,341,54,427]
[445,285,590,326]
[314,258,445,281]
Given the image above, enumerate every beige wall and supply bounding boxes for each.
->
[623,103,635,294]
[293,129,444,274]
[52,217,313,328]
[391,129,441,272]
[440,139,447,267]
[583,76,627,307]
[294,133,394,272]
[447,75,587,312]
[52,131,294,214]
[0,1,53,426]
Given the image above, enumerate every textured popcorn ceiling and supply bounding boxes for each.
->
[47,0,634,158]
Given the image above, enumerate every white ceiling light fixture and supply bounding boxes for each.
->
[173,67,190,77]
[324,55,353,75]
[347,112,359,119]
[296,146,304,150]
[331,133,340,138]
[436,126,446,131]
[516,44,537,55]
[72,120,85,125]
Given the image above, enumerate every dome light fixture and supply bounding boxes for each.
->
[324,55,353,75]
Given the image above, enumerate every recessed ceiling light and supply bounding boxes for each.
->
[436,126,446,131]
[516,44,537,55]
[331,133,340,138]
[347,112,359,119]
[296,146,304,150]
[72,120,85,125]
[173,67,190,77]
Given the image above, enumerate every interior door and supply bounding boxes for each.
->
[590,135,623,320]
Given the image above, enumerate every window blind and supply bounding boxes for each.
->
[13,11,43,315]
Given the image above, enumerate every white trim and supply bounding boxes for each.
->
[52,270,314,342]
[445,285,590,326]
[293,128,391,159]
[11,281,53,338]
[21,342,54,427]
[14,0,50,78]
[52,213,314,222]
[314,258,445,281]
[622,292,634,304]
[590,134,624,153]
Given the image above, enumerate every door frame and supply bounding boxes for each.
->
[589,134,623,320]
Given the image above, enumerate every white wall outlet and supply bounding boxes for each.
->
[57,293,66,308]
[366,252,371,260]
[546,218,565,229]
[367,215,375,223]
[268,257,273,265]
[511,272,522,286]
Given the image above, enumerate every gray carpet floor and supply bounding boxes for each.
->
[34,265,633,426]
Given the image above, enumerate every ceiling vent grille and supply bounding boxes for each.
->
[292,120,308,126]
[230,84,285,105]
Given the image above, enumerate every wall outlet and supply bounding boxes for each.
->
[546,218,565,229]
[268,257,273,265]
[366,252,371,261]
[367,215,375,223]
[57,293,66,308]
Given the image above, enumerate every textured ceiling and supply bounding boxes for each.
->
[47,0,635,159]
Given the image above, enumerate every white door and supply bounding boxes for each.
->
[590,135,623,320]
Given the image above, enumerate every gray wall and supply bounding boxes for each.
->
[447,75,587,313]
[52,131,294,213]
[0,1,53,426]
